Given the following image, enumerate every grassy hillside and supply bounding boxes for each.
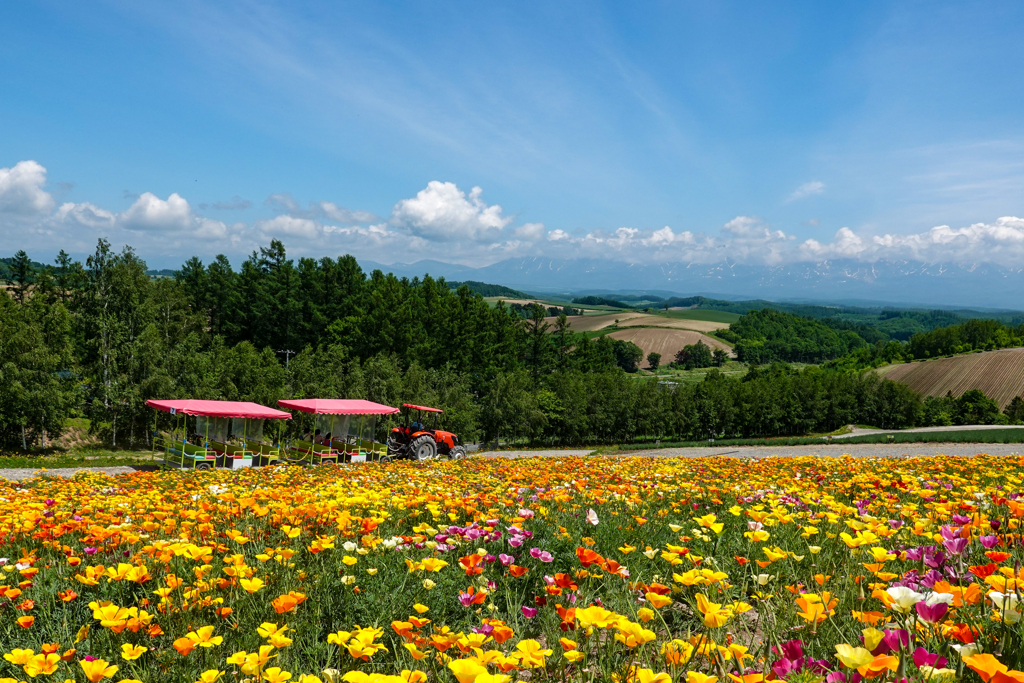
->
[878,347,1024,409]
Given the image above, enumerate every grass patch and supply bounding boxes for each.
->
[621,427,1024,450]
[0,448,159,469]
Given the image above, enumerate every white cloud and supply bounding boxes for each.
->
[56,201,116,228]
[0,160,55,216]
[787,180,825,202]
[800,217,1024,264]
[317,201,378,225]
[547,229,572,241]
[120,192,192,231]
[256,214,322,240]
[513,222,546,241]
[389,181,511,242]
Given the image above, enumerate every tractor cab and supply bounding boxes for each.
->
[388,404,466,461]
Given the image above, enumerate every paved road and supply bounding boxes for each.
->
[480,444,1024,459]
[625,443,1024,458]
[833,424,1024,439]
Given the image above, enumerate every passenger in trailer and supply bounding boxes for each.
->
[314,429,324,445]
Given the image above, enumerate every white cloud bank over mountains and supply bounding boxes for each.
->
[3,159,1024,268]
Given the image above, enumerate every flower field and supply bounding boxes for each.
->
[2,455,1024,683]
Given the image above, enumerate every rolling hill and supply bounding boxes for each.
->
[878,347,1024,409]
[608,328,733,365]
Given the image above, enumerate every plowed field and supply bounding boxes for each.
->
[607,327,733,365]
[545,312,730,333]
[879,347,1024,408]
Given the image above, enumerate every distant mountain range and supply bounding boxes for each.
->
[358,257,1024,309]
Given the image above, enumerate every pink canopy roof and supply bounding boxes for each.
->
[277,399,400,415]
[146,399,291,420]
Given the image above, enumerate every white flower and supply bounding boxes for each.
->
[988,591,1021,612]
[886,586,925,613]
[747,521,763,531]
[924,592,955,606]
[586,509,599,526]
[342,541,357,552]
[756,574,775,586]
[951,642,982,658]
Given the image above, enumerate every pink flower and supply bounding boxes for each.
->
[530,548,554,563]
[519,508,535,519]
[498,554,515,566]
[521,606,538,618]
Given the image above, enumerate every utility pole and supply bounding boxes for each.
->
[277,349,295,368]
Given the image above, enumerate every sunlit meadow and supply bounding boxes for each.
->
[2,455,1023,683]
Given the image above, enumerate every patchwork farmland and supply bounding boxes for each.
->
[607,327,733,365]
[878,347,1024,408]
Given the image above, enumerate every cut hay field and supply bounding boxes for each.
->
[878,346,1024,408]
[607,327,733,364]
[543,311,648,331]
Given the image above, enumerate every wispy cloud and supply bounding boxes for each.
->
[787,180,825,202]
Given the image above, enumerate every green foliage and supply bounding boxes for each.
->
[610,339,644,373]
[673,340,714,370]
[908,318,1024,358]
[446,280,529,298]
[921,390,1005,426]
[1005,396,1024,424]
[722,309,868,363]
[571,295,632,308]
[646,352,661,371]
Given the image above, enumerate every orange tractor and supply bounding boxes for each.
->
[387,404,467,461]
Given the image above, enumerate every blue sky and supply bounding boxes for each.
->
[2,1,1023,268]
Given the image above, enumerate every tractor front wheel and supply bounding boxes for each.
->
[410,435,437,461]
[448,445,467,460]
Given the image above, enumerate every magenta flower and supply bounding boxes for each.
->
[498,553,515,566]
[915,601,948,623]
[521,606,538,618]
[913,647,948,669]
[980,535,1000,549]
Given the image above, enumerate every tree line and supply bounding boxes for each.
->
[4,240,1024,451]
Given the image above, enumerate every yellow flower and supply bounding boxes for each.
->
[514,639,552,668]
[685,673,718,683]
[187,626,223,648]
[263,667,293,683]
[240,578,265,593]
[121,644,148,661]
[448,659,487,683]
[835,644,874,669]
[196,670,225,683]
[81,659,119,682]
[422,579,436,590]
[4,649,35,666]
[412,604,430,614]
[629,669,672,683]
[24,653,61,677]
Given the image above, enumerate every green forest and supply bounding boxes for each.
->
[2,241,1024,452]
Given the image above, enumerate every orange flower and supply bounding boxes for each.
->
[857,655,898,679]
[59,589,78,602]
[81,658,119,682]
[271,591,306,614]
[17,615,35,628]
[508,565,529,578]
[966,654,1013,683]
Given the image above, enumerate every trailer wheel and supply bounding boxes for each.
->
[195,462,213,470]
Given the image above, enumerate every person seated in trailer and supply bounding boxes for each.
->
[313,429,323,445]
[324,432,333,447]
[302,427,312,442]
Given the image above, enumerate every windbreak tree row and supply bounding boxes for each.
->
[0,240,935,450]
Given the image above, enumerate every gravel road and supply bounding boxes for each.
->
[0,466,137,482]
[481,443,1024,459]
[624,443,1024,458]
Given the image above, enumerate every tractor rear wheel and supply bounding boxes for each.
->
[410,435,437,461]
[448,445,467,460]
